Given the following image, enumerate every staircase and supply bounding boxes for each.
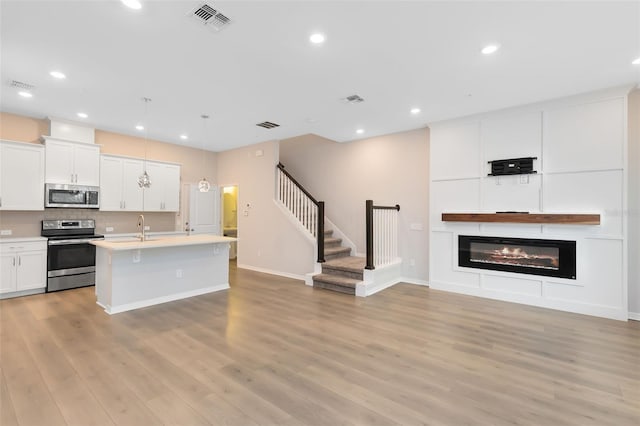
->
[312,229,366,295]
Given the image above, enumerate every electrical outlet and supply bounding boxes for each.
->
[176,269,183,278]
[144,225,150,231]
[132,249,141,263]
[0,230,12,236]
[105,226,114,232]
[410,258,416,266]
[409,223,423,231]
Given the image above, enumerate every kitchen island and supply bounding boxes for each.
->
[91,234,236,314]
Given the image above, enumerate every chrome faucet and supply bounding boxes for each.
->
[137,214,146,242]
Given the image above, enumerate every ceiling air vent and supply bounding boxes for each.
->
[188,2,232,32]
[342,94,364,104]
[256,121,280,129]
[9,80,34,90]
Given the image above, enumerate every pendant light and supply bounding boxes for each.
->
[199,114,211,192]
[137,97,152,188]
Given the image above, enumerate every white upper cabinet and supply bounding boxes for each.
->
[100,155,144,211]
[0,140,45,211]
[143,161,180,212]
[44,137,100,186]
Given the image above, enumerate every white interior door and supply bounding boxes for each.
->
[188,184,220,235]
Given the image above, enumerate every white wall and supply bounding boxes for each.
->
[429,86,633,320]
[279,129,430,283]
[216,140,314,280]
[628,90,640,319]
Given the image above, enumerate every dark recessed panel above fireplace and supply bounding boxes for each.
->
[458,235,576,279]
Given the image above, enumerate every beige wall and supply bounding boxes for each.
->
[0,112,217,237]
[628,89,640,316]
[279,128,430,282]
[216,140,314,278]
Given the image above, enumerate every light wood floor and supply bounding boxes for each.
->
[1,262,639,426]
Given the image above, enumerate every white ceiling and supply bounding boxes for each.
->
[1,1,639,152]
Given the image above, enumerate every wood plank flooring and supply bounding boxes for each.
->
[1,262,639,425]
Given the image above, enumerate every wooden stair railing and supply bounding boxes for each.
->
[365,200,400,270]
[276,163,325,263]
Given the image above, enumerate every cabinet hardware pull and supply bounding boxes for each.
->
[12,257,15,266]
[18,256,21,266]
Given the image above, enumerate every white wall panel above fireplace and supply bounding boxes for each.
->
[542,170,623,237]
[481,111,542,165]
[543,97,625,173]
[431,179,480,229]
[481,174,541,213]
[430,122,480,181]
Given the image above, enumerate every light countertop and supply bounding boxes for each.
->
[91,234,237,251]
[0,236,47,244]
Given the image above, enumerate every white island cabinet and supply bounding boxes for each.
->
[91,235,236,314]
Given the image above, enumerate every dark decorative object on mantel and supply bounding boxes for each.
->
[488,157,537,176]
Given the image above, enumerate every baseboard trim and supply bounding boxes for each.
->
[99,284,229,315]
[237,264,306,282]
[629,312,640,321]
[0,288,46,299]
[401,277,429,286]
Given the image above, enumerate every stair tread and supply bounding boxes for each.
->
[324,256,366,271]
[324,246,351,255]
[313,273,361,288]
[324,237,342,244]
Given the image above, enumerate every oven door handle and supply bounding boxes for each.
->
[48,238,102,245]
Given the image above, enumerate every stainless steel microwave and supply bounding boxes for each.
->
[45,183,99,208]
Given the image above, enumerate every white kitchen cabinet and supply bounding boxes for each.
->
[0,240,47,294]
[143,161,180,212]
[44,137,100,185]
[100,155,144,211]
[0,140,45,210]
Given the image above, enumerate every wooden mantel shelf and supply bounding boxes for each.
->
[441,213,601,225]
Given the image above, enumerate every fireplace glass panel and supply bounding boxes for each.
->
[459,235,576,279]
[469,242,559,270]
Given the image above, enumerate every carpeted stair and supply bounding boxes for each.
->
[312,229,366,295]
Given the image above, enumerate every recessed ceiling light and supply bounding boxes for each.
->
[310,33,325,44]
[121,0,142,10]
[180,134,188,140]
[135,124,144,131]
[356,129,364,134]
[49,70,66,79]
[77,112,88,118]
[481,44,500,55]
[410,108,421,114]
[633,57,640,65]
[18,91,33,98]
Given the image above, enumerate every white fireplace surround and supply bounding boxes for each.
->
[429,86,638,321]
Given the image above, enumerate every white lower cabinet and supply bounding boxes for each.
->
[0,241,47,294]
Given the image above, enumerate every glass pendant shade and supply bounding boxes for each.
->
[137,97,152,189]
[198,178,210,192]
[138,170,151,188]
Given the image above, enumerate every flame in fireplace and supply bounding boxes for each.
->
[470,244,560,270]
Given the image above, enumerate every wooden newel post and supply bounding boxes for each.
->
[317,201,325,263]
[365,199,374,270]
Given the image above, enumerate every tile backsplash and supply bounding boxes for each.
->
[0,209,178,237]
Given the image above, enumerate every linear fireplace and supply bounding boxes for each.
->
[458,235,576,279]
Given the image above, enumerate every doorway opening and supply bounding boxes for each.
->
[222,185,238,260]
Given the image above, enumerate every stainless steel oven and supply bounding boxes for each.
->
[42,219,104,292]
[45,183,99,208]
